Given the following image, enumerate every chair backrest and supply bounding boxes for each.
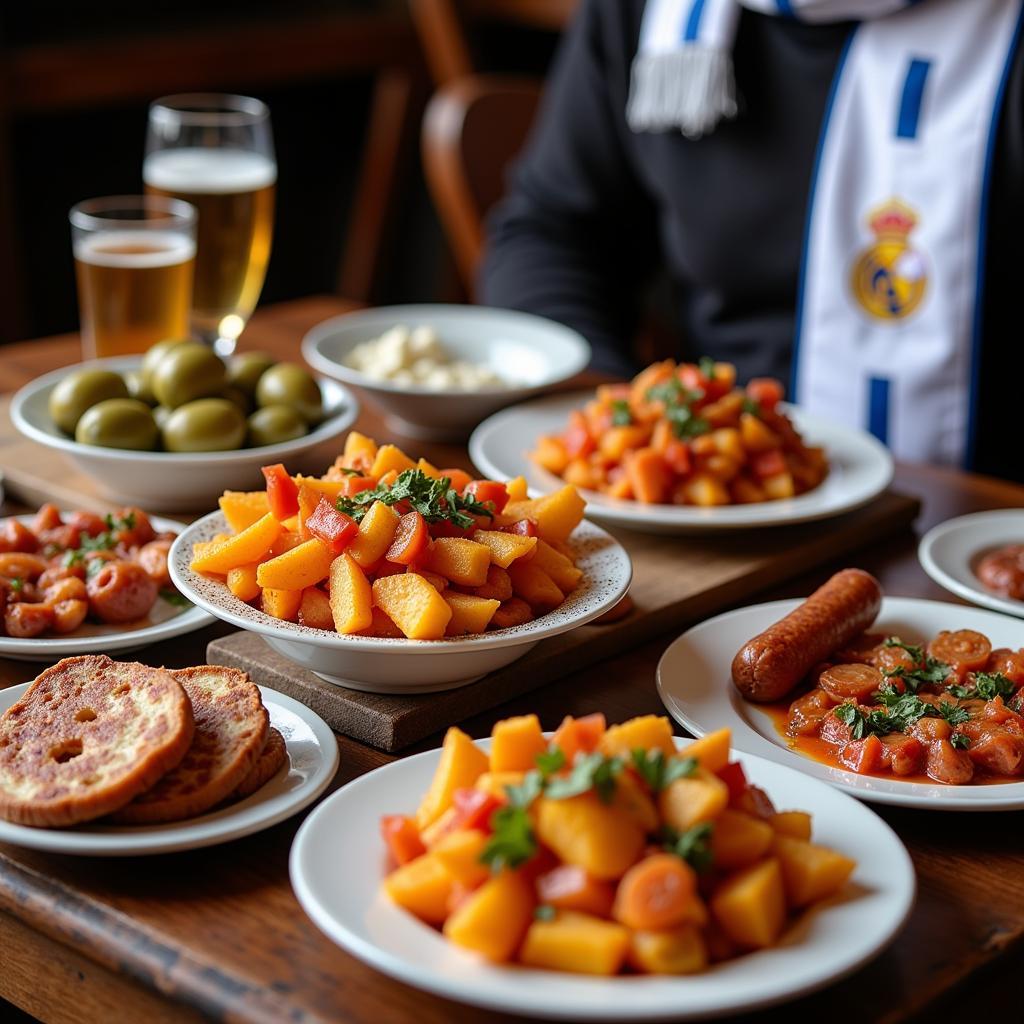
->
[421,74,541,291]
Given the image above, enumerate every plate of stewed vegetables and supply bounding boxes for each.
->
[289,712,914,1021]
[469,358,893,534]
[0,504,213,660]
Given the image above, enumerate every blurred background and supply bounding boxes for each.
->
[0,0,565,345]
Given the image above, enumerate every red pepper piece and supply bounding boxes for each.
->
[450,788,504,833]
[261,463,299,520]
[499,519,538,538]
[304,497,358,554]
[746,378,784,411]
[750,448,787,480]
[386,510,430,565]
[440,468,472,493]
[464,480,509,515]
[717,761,749,803]
[380,814,426,866]
[663,440,692,476]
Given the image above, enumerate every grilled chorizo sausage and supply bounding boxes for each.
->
[731,568,882,703]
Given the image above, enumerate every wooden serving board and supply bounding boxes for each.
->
[207,489,920,751]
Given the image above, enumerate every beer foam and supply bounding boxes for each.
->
[143,148,277,194]
[74,231,196,268]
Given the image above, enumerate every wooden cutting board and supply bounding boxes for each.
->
[207,489,920,750]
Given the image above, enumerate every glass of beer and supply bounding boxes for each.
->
[144,93,276,356]
[70,195,197,359]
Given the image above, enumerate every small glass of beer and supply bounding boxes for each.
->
[144,94,276,356]
[70,195,197,359]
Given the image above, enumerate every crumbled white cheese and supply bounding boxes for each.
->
[344,325,507,390]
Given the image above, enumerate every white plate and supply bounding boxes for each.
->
[10,356,358,511]
[0,514,214,661]
[469,392,893,534]
[170,511,631,694]
[919,509,1024,618]
[290,736,914,1021]
[0,681,338,855]
[657,597,1024,810]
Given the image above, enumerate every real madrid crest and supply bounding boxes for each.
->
[850,199,927,320]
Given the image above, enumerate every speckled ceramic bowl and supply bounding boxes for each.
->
[169,512,632,694]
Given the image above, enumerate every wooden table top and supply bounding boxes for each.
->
[1,296,1022,1024]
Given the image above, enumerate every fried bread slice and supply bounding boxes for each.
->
[111,665,268,824]
[0,655,194,828]
[232,726,288,801]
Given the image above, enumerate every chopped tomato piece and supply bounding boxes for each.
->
[677,364,710,395]
[464,480,509,515]
[536,865,615,918]
[663,440,692,476]
[304,498,358,554]
[750,449,787,480]
[262,463,299,520]
[839,735,884,774]
[451,788,504,833]
[499,519,538,538]
[563,410,595,459]
[336,474,376,498]
[551,713,606,764]
[386,510,430,565]
[380,814,425,865]
[437,468,472,493]
[746,378,784,411]
[717,761,748,802]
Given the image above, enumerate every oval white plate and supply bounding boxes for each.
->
[290,736,914,1021]
[0,514,214,661]
[919,509,1024,619]
[469,392,893,534]
[0,681,338,855]
[657,597,1024,810]
[169,511,631,694]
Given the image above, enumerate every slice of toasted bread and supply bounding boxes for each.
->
[111,666,268,824]
[0,655,194,828]
[232,727,288,801]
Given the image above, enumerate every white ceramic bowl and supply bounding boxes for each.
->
[10,356,359,512]
[168,510,631,694]
[301,304,590,441]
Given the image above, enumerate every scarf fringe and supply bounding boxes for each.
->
[626,47,739,138]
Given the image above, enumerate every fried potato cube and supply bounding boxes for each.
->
[416,456,441,478]
[490,713,547,772]
[443,870,535,963]
[419,570,449,592]
[356,606,405,638]
[770,811,812,841]
[599,715,676,758]
[474,770,525,800]
[508,563,564,613]
[628,925,708,975]
[658,768,729,831]
[739,412,781,452]
[191,512,282,574]
[226,563,260,602]
[489,596,534,630]
[678,474,730,507]
[298,586,334,630]
[328,552,373,634]
[531,485,586,542]
[536,793,645,880]
[772,834,855,907]
[372,572,452,640]
[431,828,491,887]
[710,858,787,949]
[473,530,538,568]
[710,810,775,870]
[444,591,500,636]
[762,471,795,500]
[256,538,334,590]
[219,490,270,532]
[531,539,582,593]
[347,500,400,569]
[506,475,529,502]
[341,430,378,469]
[370,443,416,478]
[533,436,570,474]
[472,564,513,601]
[682,727,731,772]
[520,912,631,975]
[416,726,490,828]
[261,587,302,622]
[425,537,491,587]
[383,853,453,926]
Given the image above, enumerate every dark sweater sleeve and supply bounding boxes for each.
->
[478,0,657,378]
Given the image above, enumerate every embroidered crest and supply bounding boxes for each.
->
[850,200,927,320]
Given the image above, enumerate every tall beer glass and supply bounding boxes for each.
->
[144,94,276,356]
[70,196,197,359]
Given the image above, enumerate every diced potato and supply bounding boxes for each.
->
[219,490,270,532]
[562,458,601,490]
[659,768,729,831]
[416,727,490,828]
[770,811,812,841]
[711,427,744,463]
[383,853,453,925]
[599,425,648,462]
[533,436,570,474]
[425,538,491,587]
[679,474,730,507]
[531,540,583,594]
[269,530,304,557]
[490,597,533,630]
[226,563,260,602]
[506,475,529,502]
[628,925,708,975]
[298,586,334,630]
[599,715,676,758]
[342,430,378,468]
[443,870,535,962]
[710,810,775,870]
[370,443,416,478]
[348,501,400,569]
[261,587,302,622]
[508,563,564,614]
[416,456,441,478]
[472,530,538,568]
[499,498,539,527]
[373,573,453,640]
[772,834,855,907]
[762,471,795,500]
[536,793,645,880]
[356,606,404,638]
[612,771,659,832]
[431,829,490,887]
[419,570,449,592]
[472,564,513,601]
[474,770,525,801]
[520,912,630,975]
[191,512,282,574]
[280,514,300,533]
[701,393,744,428]
[328,552,373,634]
[444,592,500,635]
[730,476,767,504]
[682,728,731,772]
[256,538,334,590]
[490,714,547,772]
[710,858,787,949]
[292,475,349,501]
[531,485,586,542]
[739,412,781,452]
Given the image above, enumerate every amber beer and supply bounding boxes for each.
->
[144,148,276,348]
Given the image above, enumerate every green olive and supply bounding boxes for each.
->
[125,370,156,406]
[153,405,174,431]
[247,404,309,448]
[161,398,247,452]
[255,363,322,423]
[74,399,159,451]
[151,343,226,409]
[228,351,276,399]
[140,337,189,389]
[221,385,253,415]
[49,369,129,435]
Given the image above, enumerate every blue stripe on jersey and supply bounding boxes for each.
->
[867,377,891,445]
[776,0,796,16]
[684,0,708,41]
[896,59,931,139]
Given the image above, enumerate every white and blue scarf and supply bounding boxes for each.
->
[628,0,1023,467]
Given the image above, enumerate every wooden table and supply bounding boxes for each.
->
[1,296,1022,1024]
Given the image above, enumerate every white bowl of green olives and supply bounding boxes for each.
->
[11,346,359,512]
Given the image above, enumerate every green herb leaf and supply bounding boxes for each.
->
[883,636,924,664]
[535,748,566,778]
[335,469,491,529]
[85,557,107,579]
[741,397,761,417]
[698,356,716,379]
[9,577,23,593]
[479,806,536,872]
[664,822,715,873]
[882,656,950,692]
[545,752,624,804]
[334,466,362,476]
[534,904,556,921]
[159,588,191,609]
[951,733,971,750]
[505,771,544,809]
[937,700,971,726]
[665,404,711,440]
[1009,694,1024,714]
[610,400,632,426]
[630,749,697,792]
[949,672,1017,702]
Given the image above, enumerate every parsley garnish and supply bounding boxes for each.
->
[336,469,492,529]
[1009,694,1024,714]
[159,588,191,609]
[535,749,566,776]
[60,512,139,569]
[882,656,950,692]
[741,397,761,417]
[646,379,687,405]
[334,466,362,476]
[9,577,23,593]
[947,672,1016,702]
[837,695,970,738]
[630,749,698,792]
[545,752,623,804]
[104,511,136,532]
[505,771,545,809]
[698,356,716,379]
[883,636,924,664]
[950,733,971,750]
[534,904,557,922]
[665,404,711,440]
[610,399,632,426]
[479,805,536,872]
[663,823,715,873]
